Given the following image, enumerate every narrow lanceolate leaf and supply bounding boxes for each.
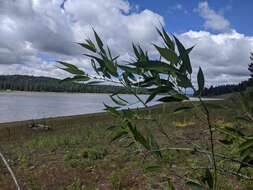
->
[214,125,245,139]
[186,45,195,54]
[158,94,188,103]
[167,178,175,190]
[132,61,177,74]
[127,122,150,150]
[111,130,128,143]
[104,103,120,116]
[148,132,162,158]
[92,29,104,52]
[186,180,203,190]
[84,81,103,85]
[162,27,175,50]
[197,67,205,93]
[78,39,96,53]
[132,43,140,59]
[173,35,192,74]
[104,59,117,76]
[57,61,85,75]
[177,74,192,88]
[110,95,127,106]
[239,139,253,153]
[156,27,174,50]
[154,45,178,64]
[205,168,213,189]
[145,92,157,104]
[174,106,193,113]
[144,165,161,173]
[61,75,90,83]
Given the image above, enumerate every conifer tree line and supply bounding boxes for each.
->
[0,75,133,93]
[195,52,253,96]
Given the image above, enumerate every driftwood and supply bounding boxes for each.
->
[30,123,51,130]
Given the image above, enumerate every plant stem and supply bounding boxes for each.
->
[0,151,21,190]
[198,96,217,190]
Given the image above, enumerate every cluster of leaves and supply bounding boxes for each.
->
[58,28,252,189]
[215,90,253,173]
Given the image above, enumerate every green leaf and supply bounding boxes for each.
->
[84,81,103,85]
[173,35,192,74]
[197,67,205,93]
[93,29,104,52]
[118,65,140,74]
[154,45,177,64]
[57,61,78,70]
[110,95,127,106]
[58,61,85,75]
[167,179,175,190]
[177,74,192,88]
[158,94,188,103]
[132,61,178,74]
[235,116,252,123]
[148,132,162,158]
[127,122,150,150]
[205,169,213,189]
[132,43,140,58]
[215,125,245,139]
[174,106,193,113]
[156,27,174,50]
[144,165,161,173]
[239,139,253,153]
[106,125,118,131]
[78,39,96,53]
[162,27,175,50]
[61,75,90,83]
[145,92,157,104]
[104,103,120,116]
[186,180,203,190]
[111,130,128,143]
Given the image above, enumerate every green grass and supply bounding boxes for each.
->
[0,96,252,189]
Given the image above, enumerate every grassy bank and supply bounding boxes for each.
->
[0,97,252,189]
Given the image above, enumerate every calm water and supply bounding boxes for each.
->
[0,92,220,123]
[0,92,155,123]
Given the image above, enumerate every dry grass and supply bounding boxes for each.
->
[0,98,252,189]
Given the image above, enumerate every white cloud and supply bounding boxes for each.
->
[0,0,252,87]
[179,30,253,86]
[196,1,230,32]
[0,0,164,78]
[167,3,188,14]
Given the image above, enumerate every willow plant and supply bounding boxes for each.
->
[59,27,253,189]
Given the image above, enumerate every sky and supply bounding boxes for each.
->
[0,0,253,86]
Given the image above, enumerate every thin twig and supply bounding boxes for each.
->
[0,151,21,190]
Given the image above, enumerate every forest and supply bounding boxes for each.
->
[0,75,130,94]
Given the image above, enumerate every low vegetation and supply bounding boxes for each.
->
[0,96,252,189]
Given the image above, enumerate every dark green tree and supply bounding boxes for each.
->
[249,52,253,83]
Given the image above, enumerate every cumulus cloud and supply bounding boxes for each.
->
[179,30,253,86]
[0,0,163,78]
[0,0,252,86]
[196,1,230,32]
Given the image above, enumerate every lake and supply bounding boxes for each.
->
[0,92,157,123]
[0,92,221,123]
